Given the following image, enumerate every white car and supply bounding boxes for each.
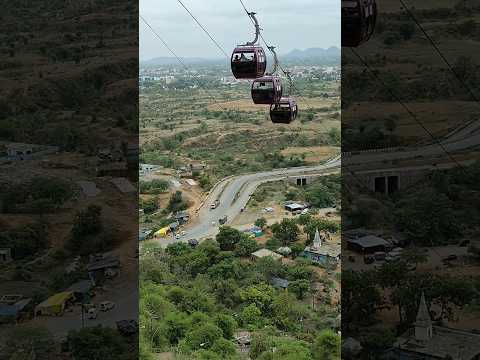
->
[87,307,98,319]
[263,207,274,213]
[99,301,115,312]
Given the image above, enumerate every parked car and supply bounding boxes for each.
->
[99,301,115,312]
[188,239,199,247]
[210,200,220,209]
[442,254,457,262]
[364,255,374,264]
[87,307,97,319]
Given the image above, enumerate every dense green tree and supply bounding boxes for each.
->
[312,329,340,360]
[288,279,311,300]
[216,226,247,251]
[67,326,132,360]
[271,218,300,246]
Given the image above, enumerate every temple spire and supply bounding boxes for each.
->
[414,292,433,341]
[313,228,322,249]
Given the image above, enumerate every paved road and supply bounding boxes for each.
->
[162,157,340,244]
[345,126,480,167]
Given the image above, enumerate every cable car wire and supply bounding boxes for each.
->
[399,0,480,105]
[140,14,226,113]
[176,0,230,59]
[349,47,467,174]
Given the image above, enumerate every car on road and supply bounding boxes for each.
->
[210,200,220,209]
[99,301,115,312]
[442,254,458,262]
[218,216,228,225]
[87,307,98,319]
[188,239,199,247]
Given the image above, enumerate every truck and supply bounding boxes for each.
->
[218,215,227,225]
[210,199,220,209]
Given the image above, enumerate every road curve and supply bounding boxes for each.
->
[162,158,340,245]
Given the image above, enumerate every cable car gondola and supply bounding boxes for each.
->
[342,0,377,47]
[270,97,297,124]
[231,12,266,79]
[251,46,282,104]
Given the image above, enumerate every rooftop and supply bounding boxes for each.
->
[395,326,480,360]
[347,235,390,249]
[304,243,340,258]
[251,248,283,260]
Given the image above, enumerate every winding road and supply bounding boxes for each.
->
[165,157,341,244]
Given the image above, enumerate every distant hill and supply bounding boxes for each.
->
[141,47,340,67]
[282,47,340,60]
[140,57,224,66]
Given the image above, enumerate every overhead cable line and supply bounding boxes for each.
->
[349,47,466,174]
[140,14,226,112]
[176,0,230,58]
[399,0,480,105]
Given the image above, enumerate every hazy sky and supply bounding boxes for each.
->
[140,0,340,60]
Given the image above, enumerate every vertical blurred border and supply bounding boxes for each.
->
[0,0,139,358]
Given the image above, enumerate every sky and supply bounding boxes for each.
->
[140,0,340,60]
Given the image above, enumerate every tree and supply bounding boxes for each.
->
[234,236,258,256]
[288,279,311,300]
[271,219,300,246]
[216,226,246,251]
[67,326,132,360]
[240,304,262,327]
[3,327,55,360]
[215,314,237,339]
[71,205,102,240]
[168,191,187,212]
[211,338,236,357]
[184,323,223,350]
[313,330,340,360]
[241,283,275,312]
[255,217,267,229]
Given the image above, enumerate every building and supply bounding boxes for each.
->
[0,248,12,263]
[251,248,283,261]
[302,229,340,267]
[67,280,94,303]
[284,203,306,212]
[346,235,391,254]
[35,292,74,316]
[270,277,289,290]
[175,211,190,224]
[0,298,31,324]
[6,143,33,159]
[385,293,480,360]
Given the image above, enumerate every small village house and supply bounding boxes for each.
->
[385,293,480,360]
[251,248,283,261]
[301,229,340,267]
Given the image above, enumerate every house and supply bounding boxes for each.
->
[67,280,94,303]
[154,227,170,238]
[301,229,340,267]
[169,221,180,232]
[0,248,12,263]
[35,292,74,316]
[385,293,480,360]
[139,230,152,241]
[175,211,190,224]
[251,248,283,261]
[243,226,263,237]
[6,143,34,159]
[87,253,120,284]
[346,235,391,254]
[270,277,289,290]
[284,203,306,213]
[0,298,31,324]
[235,331,252,351]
